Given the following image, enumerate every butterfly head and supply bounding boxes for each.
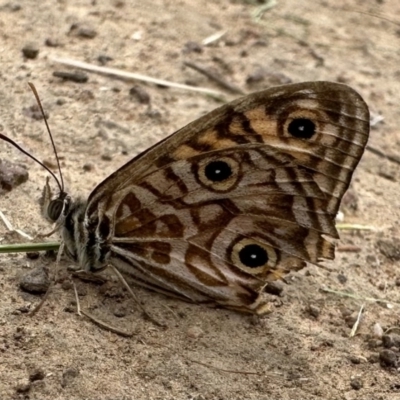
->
[41,176,71,224]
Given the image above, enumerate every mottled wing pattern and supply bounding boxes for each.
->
[85,81,369,313]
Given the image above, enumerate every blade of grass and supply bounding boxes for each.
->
[0,242,60,253]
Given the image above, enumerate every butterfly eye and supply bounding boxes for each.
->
[230,238,278,275]
[287,118,316,139]
[196,156,240,192]
[47,196,70,222]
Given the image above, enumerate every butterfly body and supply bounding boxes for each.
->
[46,81,370,313]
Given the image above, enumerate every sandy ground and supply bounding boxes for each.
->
[1,0,400,399]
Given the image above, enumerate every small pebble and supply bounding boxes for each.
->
[22,104,48,120]
[379,349,397,367]
[29,368,45,382]
[15,382,31,393]
[56,98,66,106]
[382,334,400,348]
[19,266,50,294]
[350,377,363,390]
[348,355,362,364]
[0,159,29,194]
[337,273,347,284]
[101,153,113,161]
[372,322,384,338]
[97,54,113,65]
[264,281,284,296]
[83,163,93,172]
[45,38,61,47]
[53,71,88,83]
[187,326,204,339]
[307,304,321,319]
[22,43,39,59]
[26,252,40,260]
[129,85,151,104]
[183,41,203,53]
[113,305,127,318]
[69,23,97,38]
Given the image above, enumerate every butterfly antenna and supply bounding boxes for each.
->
[27,82,65,192]
[0,133,63,193]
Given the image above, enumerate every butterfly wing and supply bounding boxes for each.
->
[84,81,369,312]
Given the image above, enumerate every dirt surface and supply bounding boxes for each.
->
[1,1,400,399]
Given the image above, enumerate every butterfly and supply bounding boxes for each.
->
[7,81,371,314]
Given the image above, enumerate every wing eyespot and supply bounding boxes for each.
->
[282,109,323,140]
[196,156,241,192]
[230,237,278,275]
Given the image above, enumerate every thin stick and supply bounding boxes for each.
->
[349,304,364,337]
[367,145,400,165]
[320,286,400,306]
[51,57,225,97]
[184,61,245,95]
[72,280,81,316]
[110,265,166,328]
[202,30,227,46]
[336,223,376,231]
[80,310,134,337]
[0,210,33,240]
[0,210,13,230]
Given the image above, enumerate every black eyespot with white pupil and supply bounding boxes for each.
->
[204,160,232,182]
[197,156,240,192]
[231,238,278,275]
[239,244,268,268]
[288,118,316,139]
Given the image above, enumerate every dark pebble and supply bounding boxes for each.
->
[0,159,29,194]
[337,273,347,284]
[101,153,113,161]
[129,85,151,104]
[348,355,362,364]
[69,23,97,38]
[382,334,400,348]
[15,382,31,393]
[29,369,45,382]
[379,349,398,367]
[22,43,39,59]
[350,377,363,390]
[56,98,66,106]
[97,54,113,65]
[264,281,284,296]
[53,71,88,83]
[45,38,61,47]
[19,266,50,294]
[22,104,48,120]
[183,41,203,53]
[307,304,321,319]
[113,305,127,318]
[83,163,93,172]
[26,252,40,260]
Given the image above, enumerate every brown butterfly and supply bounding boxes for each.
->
[5,81,370,314]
